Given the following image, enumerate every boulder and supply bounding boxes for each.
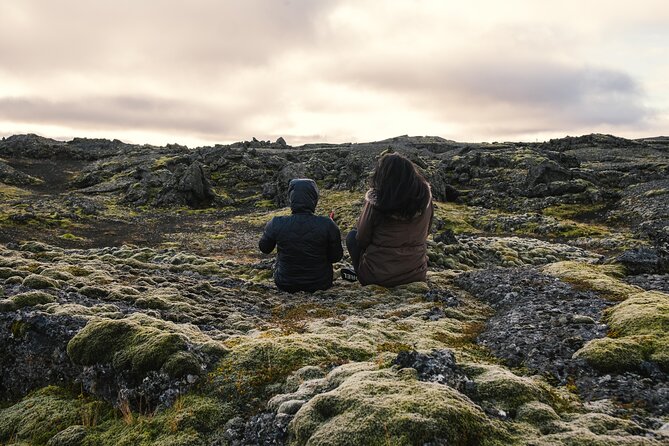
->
[617,247,669,275]
[155,161,216,208]
[526,160,572,188]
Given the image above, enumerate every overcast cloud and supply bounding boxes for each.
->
[0,0,667,146]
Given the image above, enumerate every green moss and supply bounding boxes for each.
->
[10,320,29,338]
[515,401,560,427]
[573,336,653,373]
[67,315,194,380]
[59,233,84,241]
[290,368,507,446]
[152,156,179,170]
[465,365,556,412]
[0,299,15,312]
[0,267,23,279]
[0,386,103,445]
[78,286,110,299]
[650,339,669,370]
[10,290,56,308]
[22,273,60,290]
[39,268,75,281]
[643,189,668,198]
[254,199,276,209]
[532,410,661,445]
[0,184,30,198]
[61,393,232,446]
[542,203,608,220]
[163,352,202,378]
[433,201,480,234]
[212,335,369,405]
[605,291,669,336]
[46,424,87,446]
[163,394,233,434]
[576,290,669,372]
[542,262,640,301]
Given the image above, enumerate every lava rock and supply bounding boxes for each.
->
[617,247,669,275]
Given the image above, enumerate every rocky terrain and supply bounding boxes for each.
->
[0,132,668,445]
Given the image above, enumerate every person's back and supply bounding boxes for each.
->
[345,153,433,288]
[259,179,343,292]
[355,189,433,287]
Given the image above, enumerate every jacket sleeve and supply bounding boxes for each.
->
[259,218,277,254]
[355,200,374,249]
[327,220,344,263]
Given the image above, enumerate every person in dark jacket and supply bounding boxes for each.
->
[346,153,433,287]
[259,178,343,292]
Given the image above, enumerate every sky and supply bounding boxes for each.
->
[0,0,667,147]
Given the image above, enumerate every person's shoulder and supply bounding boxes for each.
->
[312,214,334,224]
[265,214,290,226]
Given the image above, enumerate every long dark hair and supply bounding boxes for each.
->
[369,152,431,219]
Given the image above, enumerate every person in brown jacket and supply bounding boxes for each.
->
[345,152,433,287]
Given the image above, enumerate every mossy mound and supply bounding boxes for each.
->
[10,290,55,308]
[0,386,104,445]
[67,313,211,380]
[515,401,561,428]
[542,261,641,300]
[573,336,654,372]
[1,290,56,311]
[22,273,60,290]
[513,396,661,444]
[0,387,232,446]
[289,368,507,446]
[575,290,669,372]
[83,394,233,446]
[211,334,372,406]
[606,291,669,336]
[464,364,559,413]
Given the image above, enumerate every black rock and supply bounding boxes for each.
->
[617,247,669,275]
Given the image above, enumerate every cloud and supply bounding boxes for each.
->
[0,0,666,144]
[0,95,232,136]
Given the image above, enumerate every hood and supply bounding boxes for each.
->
[288,178,319,213]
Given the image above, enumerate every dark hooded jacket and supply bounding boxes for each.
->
[259,179,343,292]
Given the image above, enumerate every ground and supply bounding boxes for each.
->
[0,133,668,445]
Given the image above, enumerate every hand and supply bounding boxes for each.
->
[329,210,335,220]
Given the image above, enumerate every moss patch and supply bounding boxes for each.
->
[290,368,507,446]
[67,314,207,380]
[573,336,654,373]
[22,273,60,290]
[0,386,104,445]
[542,261,640,300]
[10,290,55,308]
[576,290,669,373]
[464,364,558,413]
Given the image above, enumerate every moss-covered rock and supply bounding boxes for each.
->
[573,336,653,373]
[22,273,60,290]
[465,365,557,413]
[67,314,200,379]
[575,289,669,372]
[605,291,669,337]
[515,401,561,427]
[0,387,94,445]
[1,291,56,311]
[0,267,24,279]
[212,334,371,404]
[542,261,641,300]
[46,425,87,446]
[289,368,507,446]
[10,290,56,308]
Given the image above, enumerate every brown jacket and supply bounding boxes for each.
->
[356,190,433,287]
